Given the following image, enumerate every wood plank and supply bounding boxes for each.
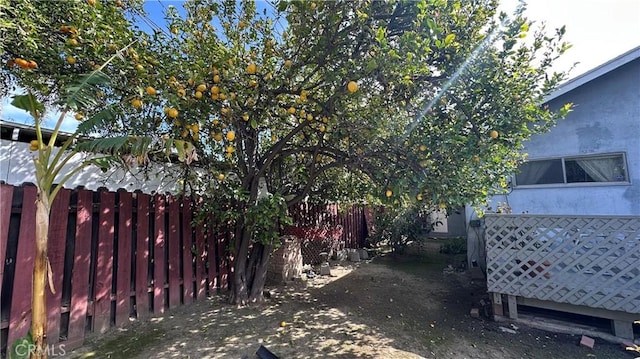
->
[153,195,166,314]
[7,186,37,346]
[167,196,180,308]
[507,295,518,319]
[46,188,71,344]
[67,190,93,346]
[115,191,133,325]
[94,191,115,333]
[207,221,217,291]
[218,231,228,290]
[181,197,194,303]
[0,184,14,286]
[194,213,206,298]
[135,193,150,318]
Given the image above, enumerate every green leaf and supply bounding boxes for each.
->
[76,107,116,135]
[250,119,258,129]
[444,33,456,46]
[75,136,130,154]
[64,70,111,111]
[11,93,44,118]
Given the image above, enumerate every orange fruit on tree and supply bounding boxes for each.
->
[249,79,257,88]
[242,113,249,121]
[66,56,76,65]
[217,173,225,181]
[490,130,499,139]
[177,88,186,97]
[226,131,236,141]
[416,193,423,201]
[135,64,144,71]
[419,144,427,152]
[226,145,235,153]
[131,98,142,109]
[195,91,203,99]
[14,58,29,69]
[167,108,179,118]
[385,189,393,198]
[146,86,156,96]
[219,93,227,100]
[87,0,96,5]
[211,86,220,95]
[196,84,207,92]
[284,60,292,68]
[75,113,84,121]
[246,63,257,75]
[287,107,296,115]
[213,75,220,83]
[347,81,358,93]
[213,132,223,142]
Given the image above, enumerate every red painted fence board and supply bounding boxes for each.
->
[94,191,115,333]
[167,196,180,308]
[67,189,93,348]
[0,184,14,286]
[46,189,71,344]
[135,193,150,318]
[153,195,165,313]
[206,221,217,291]
[1,183,366,356]
[195,219,206,298]
[7,186,37,347]
[182,198,194,303]
[115,191,133,326]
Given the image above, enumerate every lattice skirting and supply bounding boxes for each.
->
[485,214,640,315]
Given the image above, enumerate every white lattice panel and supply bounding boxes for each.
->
[485,214,640,314]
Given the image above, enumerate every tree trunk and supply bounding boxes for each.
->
[32,192,50,359]
[230,225,251,305]
[247,242,272,302]
[229,227,273,305]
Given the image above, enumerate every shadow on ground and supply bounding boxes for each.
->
[70,239,628,359]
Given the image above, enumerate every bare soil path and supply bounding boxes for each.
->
[70,240,628,359]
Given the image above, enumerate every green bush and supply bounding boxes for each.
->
[440,237,467,255]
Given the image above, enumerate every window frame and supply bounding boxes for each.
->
[513,152,631,188]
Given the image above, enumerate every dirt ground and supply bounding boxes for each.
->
[70,240,630,359]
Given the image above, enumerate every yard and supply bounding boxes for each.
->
[69,239,626,359]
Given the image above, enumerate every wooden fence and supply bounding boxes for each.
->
[0,184,367,356]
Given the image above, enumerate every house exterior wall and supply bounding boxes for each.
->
[0,138,183,194]
[490,59,640,216]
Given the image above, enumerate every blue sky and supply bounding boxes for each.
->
[2,0,638,131]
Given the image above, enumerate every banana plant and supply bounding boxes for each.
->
[10,61,196,359]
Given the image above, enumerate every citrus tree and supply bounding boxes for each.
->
[114,0,572,305]
[2,1,196,357]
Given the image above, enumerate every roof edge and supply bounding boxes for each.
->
[544,45,640,103]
